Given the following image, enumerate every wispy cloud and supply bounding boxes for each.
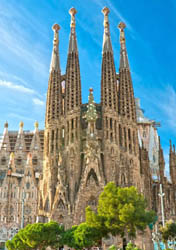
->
[0,80,36,94]
[0,2,49,78]
[33,98,45,106]
[8,113,34,122]
[0,71,29,87]
[158,85,176,130]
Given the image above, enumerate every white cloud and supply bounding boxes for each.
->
[0,80,35,94]
[33,98,45,106]
[0,2,49,78]
[159,85,176,130]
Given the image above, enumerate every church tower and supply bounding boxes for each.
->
[39,7,148,228]
[40,23,63,219]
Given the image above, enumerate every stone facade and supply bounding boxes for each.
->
[0,6,176,249]
[0,122,43,242]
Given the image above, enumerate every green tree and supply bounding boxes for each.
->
[86,182,155,240]
[108,244,117,250]
[61,225,80,249]
[73,222,101,249]
[126,242,142,250]
[160,220,176,243]
[62,223,102,250]
[6,233,32,250]
[6,221,64,250]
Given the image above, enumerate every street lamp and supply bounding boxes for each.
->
[21,190,25,229]
[158,184,165,227]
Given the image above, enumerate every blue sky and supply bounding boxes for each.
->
[0,0,176,166]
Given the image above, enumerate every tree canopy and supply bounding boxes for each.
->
[160,220,176,243]
[126,242,142,250]
[6,221,64,250]
[86,182,155,238]
[62,223,102,250]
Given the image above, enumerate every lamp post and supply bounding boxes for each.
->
[21,190,25,229]
[158,184,165,227]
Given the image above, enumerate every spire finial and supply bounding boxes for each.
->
[102,7,110,28]
[4,121,8,128]
[19,121,24,128]
[68,8,78,53]
[118,22,126,44]
[118,21,129,69]
[52,24,60,46]
[34,121,39,129]
[69,7,77,28]
[102,7,113,52]
[34,121,39,133]
[50,23,60,72]
[10,152,14,161]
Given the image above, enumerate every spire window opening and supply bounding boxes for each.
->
[32,156,38,166]
[16,157,22,165]
[123,127,126,148]
[52,130,54,141]
[110,118,112,129]
[56,129,58,140]
[128,129,131,141]
[71,119,74,129]
[110,132,113,142]
[1,157,6,165]
[119,125,122,147]
[71,133,74,143]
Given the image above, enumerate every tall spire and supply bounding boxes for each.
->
[118,22,129,69]
[101,7,118,111]
[65,7,82,113]
[118,22,136,121]
[102,7,113,52]
[45,23,62,124]
[68,7,78,53]
[50,24,60,72]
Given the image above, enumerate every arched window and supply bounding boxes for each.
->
[58,199,65,210]
[16,157,22,165]
[87,196,97,207]
[121,173,126,186]
[44,198,49,212]
[1,157,6,165]
[26,182,30,189]
[119,125,122,147]
[32,156,38,165]
[86,169,99,186]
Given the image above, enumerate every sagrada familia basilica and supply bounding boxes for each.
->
[0,7,175,249]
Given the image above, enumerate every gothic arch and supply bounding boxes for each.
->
[87,196,97,206]
[44,197,49,212]
[121,173,126,186]
[57,199,65,210]
[86,169,99,186]
[39,196,43,209]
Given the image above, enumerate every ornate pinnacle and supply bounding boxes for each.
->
[102,7,110,16]
[34,121,39,129]
[10,152,14,161]
[4,121,8,128]
[118,22,126,44]
[102,7,110,28]
[19,121,24,128]
[85,88,97,122]
[118,22,126,30]
[52,23,60,32]
[52,24,60,46]
[69,7,77,28]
